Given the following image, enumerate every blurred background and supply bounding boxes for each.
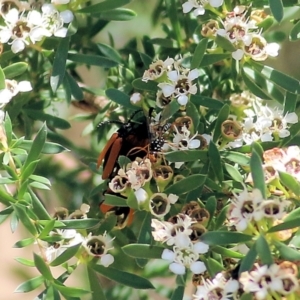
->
[1,1,300,299]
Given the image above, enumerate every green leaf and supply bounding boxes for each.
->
[190,95,224,110]
[278,171,300,196]
[39,219,56,239]
[268,218,300,232]
[122,244,164,259]
[19,140,69,154]
[53,281,90,297]
[224,163,244,182]
[215,34,236,51]
[239,243,257,275]
[29,175,51,186]
[91,264,154,289]
[15,257,35,267]
[201,231,253,245]
[208,142,223,183]
[283,91,297,114]
[139,52,153,67]
[284,207,300,222]
[22,123,47,172]
[0,66,6,89]
[206,257,224,276]
[3,62,28,78]
[51,37,69,92]
[165,150,208,162]
[221,151,250,166]
[136,212,152,267]
[57,219,100,229]
[242,67,271,100]
[250,149,266,198]
[15,275,44,293]
[269,0,284,23]
[64,72,84,101]
[186,101,200,131]
[290,20,300,41]
[104,194,128,206]
[200,54,231,67]
[78,0,130,13]
[50,243,81,266]
[241,293,253,300]
[97,43,122,63]
[191,38,208,69]
[242,64,284,103]
[164,174,206,195]
[252,61,300,94]
[213,104,230,142]
[132,78,158,92]
[21,160,39,181]
[97,8,136,21]
[87,267,106,300]
[34,253,53,281]
[274,241,300,261]
[171,286,184,300]
[213,245,245,259]
[205,196,216,225]
[4,113,12,145]
[68,53,118,68]
[14,237,35,248]
[24,109,71,129]
[13,204,37,235]
[256,235,273,266]
[30,190,52,221]
[161,99,180,121]
[106,88,136,109]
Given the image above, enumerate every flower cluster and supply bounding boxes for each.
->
[262,146,300,186]
[41,204,115,267]
[142,57,200,106]
[193,272,239,300]
[225,92,298,148]
[202,6,279,61]
[109,158,152,203]
[152,202,210,275]
[227,187,290,232]
[0,0,73,53]
[240,262,299,299]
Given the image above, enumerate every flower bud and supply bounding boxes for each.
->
[201,20,219,37]
[181,201,200,216]
[221,120,242,141]
[149,193,178,218]
[53,207,69,220]
[190,208,210,226]
[189,223,207,242]
[153,165,173,190]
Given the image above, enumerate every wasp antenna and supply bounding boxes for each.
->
[97,120,124,128]
[128,109,143,121]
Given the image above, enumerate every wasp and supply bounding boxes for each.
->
[97,110,150,179]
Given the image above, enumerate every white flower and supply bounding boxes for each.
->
[43,229,84,263]
[169,262,186,275]
[182,0,223,16]
[151,214,194,246]
[232,49,244,60]
[227,187,265,231]
[82,232,114,263]
[134,187,148,204]
[0,80,32,108]
[100,253,114,267]
[130,92,142,104]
